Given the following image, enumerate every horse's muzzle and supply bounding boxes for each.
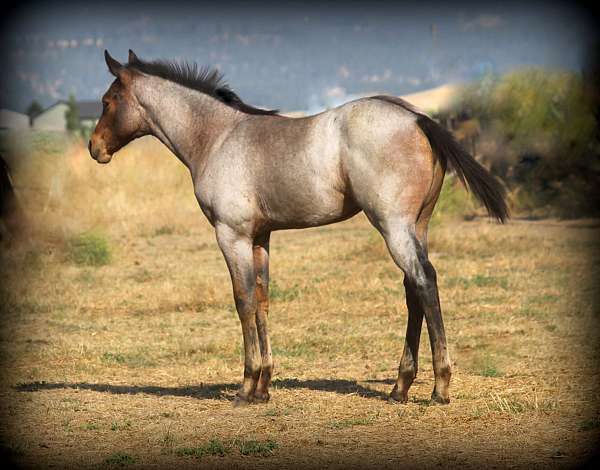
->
[88,139,112,164]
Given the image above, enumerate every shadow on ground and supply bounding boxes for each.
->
[14,378,401,401]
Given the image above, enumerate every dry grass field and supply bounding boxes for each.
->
[1,134,599,468]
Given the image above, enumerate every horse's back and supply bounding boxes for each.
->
[205,97,439,233]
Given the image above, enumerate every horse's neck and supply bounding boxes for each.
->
[137,77,242,175]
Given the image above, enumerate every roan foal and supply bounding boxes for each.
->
[89,50,508,406]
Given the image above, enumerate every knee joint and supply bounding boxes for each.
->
[408,260,438,296]
[399,362,417,380]
[235,297,257,318]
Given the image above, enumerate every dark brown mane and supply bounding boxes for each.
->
[127,56,278,116]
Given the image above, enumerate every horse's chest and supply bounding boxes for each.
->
[194,174,259,228]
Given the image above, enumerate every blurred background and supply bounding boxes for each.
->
[0,0,598,241]
[0,4,599,466]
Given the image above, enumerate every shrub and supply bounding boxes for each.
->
[68,232,111,266]
[448,68,599,217]
[430,176,478,226]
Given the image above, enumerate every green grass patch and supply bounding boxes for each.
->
[153,225,175,236]
[446,275,508,290]
[103,452,136,466]
[518,303,546,318]
[532,294,559,304]
[269,280,300,302]
[68,232,111,266]
[160,430,176,449]
[472,354,502,377]
[479,363,501,378]
[102,352,126,364]
[175,439,228,458]
[272,342,316,359]
[175,438,277,459]
[328,414,378,429]
[237,439,278,457]
[101,350,157,368]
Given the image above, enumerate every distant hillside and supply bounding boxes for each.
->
[0,2,594,112]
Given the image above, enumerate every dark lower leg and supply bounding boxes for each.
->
[251,235,272,402]
[253,296,273,401]
[236,311,262,405]
[419,261,452,404]
[390,277,424,402]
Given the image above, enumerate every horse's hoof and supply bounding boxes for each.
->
[253,391,270,403]
[430,391,450,405]
[388,387,408,404]
[233,395,252,407]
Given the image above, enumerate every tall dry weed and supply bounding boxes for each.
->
[6,133,203,240]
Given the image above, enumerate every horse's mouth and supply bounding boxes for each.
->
[95,153,113,164]
[91,148,113,164]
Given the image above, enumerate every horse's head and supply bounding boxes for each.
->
[89,50,148,164]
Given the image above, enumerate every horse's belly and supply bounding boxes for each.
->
[261,187,360,230]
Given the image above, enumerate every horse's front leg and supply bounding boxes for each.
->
[215,224,261,406]
[252,233,273,402]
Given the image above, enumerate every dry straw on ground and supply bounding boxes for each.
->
[0,135,598,468]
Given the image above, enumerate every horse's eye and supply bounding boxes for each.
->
[102,101,109,111]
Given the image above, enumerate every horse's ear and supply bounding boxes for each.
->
[128,49,139,65]
[105,50,123,77]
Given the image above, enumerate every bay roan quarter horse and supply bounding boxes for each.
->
[89,50,508,406]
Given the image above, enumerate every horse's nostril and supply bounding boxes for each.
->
[88,140,97,160]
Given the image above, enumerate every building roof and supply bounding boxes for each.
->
[35,100,102,121]
[75,100,102,120]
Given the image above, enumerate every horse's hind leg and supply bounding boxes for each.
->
[378,219,452,404]
[390,274,424,403]
[390,203,437,402]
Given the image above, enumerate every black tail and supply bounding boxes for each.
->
[416,115,509,223]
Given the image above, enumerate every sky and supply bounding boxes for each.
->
[0,0,597,113]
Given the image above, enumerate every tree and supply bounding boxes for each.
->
[26,100,43,125]
[65,93,80,133]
